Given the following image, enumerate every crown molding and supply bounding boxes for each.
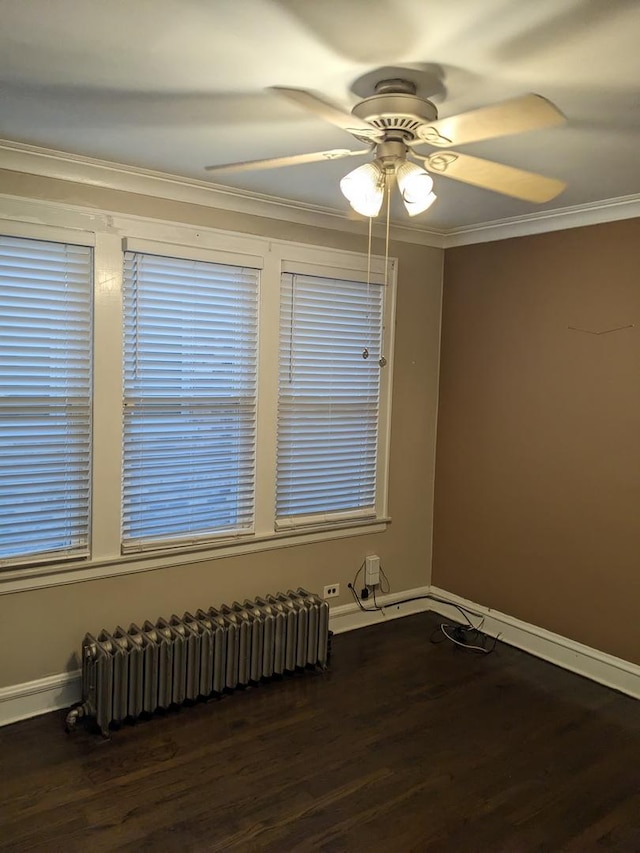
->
[442,192,640,247]
[0,139,445,249]
[1,139,637,250]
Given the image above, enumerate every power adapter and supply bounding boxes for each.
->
[365,555,380,587]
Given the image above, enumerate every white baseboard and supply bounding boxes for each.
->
[428,586,640,700]
[2,584,637,728]
[0,587,434,729]
[328,586,432,634]
[0,670,81,728]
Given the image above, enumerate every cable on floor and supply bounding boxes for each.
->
[348,564,499,653]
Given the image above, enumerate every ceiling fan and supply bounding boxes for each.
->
[205,79,567,217]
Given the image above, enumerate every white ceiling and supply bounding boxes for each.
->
[1,0,639,230]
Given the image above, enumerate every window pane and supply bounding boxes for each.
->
[276,273,383,523]
[122,252,258,549]
[0,235,92,564]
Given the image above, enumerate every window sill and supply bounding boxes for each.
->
[0,517,390,595]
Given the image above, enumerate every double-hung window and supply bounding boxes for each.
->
[122,248,259,551]
[1,200,395,576]
[276,267,387,529]
[0,233,92,566]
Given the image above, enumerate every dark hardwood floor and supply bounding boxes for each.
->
[1,612,639,852]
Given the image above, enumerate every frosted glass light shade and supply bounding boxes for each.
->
[340,161,385,217]
[396,161,437,216]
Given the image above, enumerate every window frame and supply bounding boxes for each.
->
[275,265,388,530]
[0,225,94,568]
[0,198,396,594]
[121,241,262,552]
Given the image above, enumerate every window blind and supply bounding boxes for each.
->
[122,251,259,550]
[0,235,92,565]
[276,272,383,526]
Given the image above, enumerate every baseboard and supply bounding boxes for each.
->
[0,586,434,728]
[2,583,637,728]
[328,586,432,634]
[428,586,640,700]
[0,670,81,727]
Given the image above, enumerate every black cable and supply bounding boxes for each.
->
[379,565,390,594]
[377,591,497,654]
[349,565,496,654]
[437,623,498,655]
[348,582,381,612]
[379,593,477,629]
[352,560,365,591]
[349,560,382,612]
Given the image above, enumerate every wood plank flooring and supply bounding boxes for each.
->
[1,612,639,852]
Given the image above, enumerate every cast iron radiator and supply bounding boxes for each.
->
[65,588,329,736]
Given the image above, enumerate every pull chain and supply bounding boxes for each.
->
[378,172,391,369]
[362,213,373,361]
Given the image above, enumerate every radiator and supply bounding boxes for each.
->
[65,588,330,736]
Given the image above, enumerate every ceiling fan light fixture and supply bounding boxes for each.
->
[396,161,437,216]
[402,189,437,216]
[340,161,385,217]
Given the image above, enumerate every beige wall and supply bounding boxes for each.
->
[433,219,640,664]
[0,170,443,687]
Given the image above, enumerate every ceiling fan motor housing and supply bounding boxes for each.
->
[351,80,438,143]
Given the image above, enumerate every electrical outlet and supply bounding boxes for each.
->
[323,584,340,599]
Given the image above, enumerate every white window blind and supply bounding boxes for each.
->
[0,234,92,565]
[276,272,384,526]
[122,251,259,550]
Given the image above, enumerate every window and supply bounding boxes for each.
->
[0,198,395,583]
[0,234,92,566]
[122,250,259,551]
[276,271,385,528]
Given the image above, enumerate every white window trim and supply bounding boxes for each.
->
[0,228,94,567]
[0,194,396,596]
[275,267,389,528]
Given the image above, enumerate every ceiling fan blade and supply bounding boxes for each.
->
[421,151,566,203]
[205,147,370,175]
[416,94,566,148]
[269,86,384,141]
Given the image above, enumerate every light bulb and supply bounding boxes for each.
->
[340,161,385,217]
[396,161,437,216]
